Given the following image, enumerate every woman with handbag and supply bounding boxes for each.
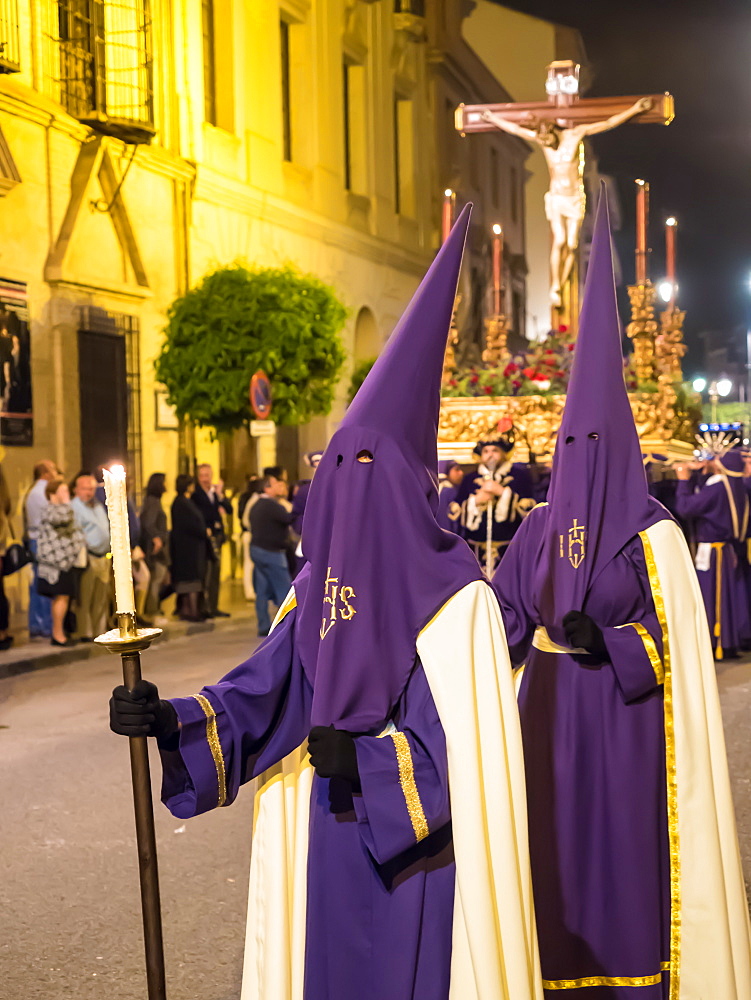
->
[36,477,85,647]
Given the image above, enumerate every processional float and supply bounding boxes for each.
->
[439,61,697,466]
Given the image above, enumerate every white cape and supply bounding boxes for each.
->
[241,579,543,1000]
[643,519,751,999]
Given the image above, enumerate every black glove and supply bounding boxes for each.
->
[562,610,608,659]
[308,725,360,786]
[110,679,179,741]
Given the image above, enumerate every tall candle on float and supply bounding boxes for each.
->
[492,223,503,316]
[665,216,677,306]
[103,464,135,615]
[635,179,649,285]
[442,189,455,244]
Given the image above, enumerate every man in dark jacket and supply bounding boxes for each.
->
[192,463,232,617]
[249,473,296,636]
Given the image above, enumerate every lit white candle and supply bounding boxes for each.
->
[103,464,135,615]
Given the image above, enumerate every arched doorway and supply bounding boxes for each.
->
[353,305,379,361]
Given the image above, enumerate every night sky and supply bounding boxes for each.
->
[492,0,751,374]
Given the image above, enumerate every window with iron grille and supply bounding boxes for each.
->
[0,0,20,73]
[52,0,154,145]
[394,0,425,16]
[77,305,143,498]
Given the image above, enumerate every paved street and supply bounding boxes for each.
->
[2,627,750,1000]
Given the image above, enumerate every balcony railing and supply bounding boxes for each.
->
[52,0,155,144]
[0,0,20,73]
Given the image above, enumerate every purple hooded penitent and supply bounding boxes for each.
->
[492,186,675,994]
[530,187,668,645]
[158,205,522,1000]
[295,204,483,731]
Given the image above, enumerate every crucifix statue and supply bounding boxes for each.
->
[457,62,674,321]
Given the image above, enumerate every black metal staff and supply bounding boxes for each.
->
[98,462,167,999]
[97,611,166,999]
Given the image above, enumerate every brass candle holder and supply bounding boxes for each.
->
[96,612,166,1000]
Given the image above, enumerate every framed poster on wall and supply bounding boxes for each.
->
[154,388,179,431]
[0,279,32,446]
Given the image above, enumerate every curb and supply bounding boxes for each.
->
[0,612,254,683]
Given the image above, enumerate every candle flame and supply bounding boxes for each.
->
[635,178,646,187]
[492,224,502,235]
[444,188,453,198]
[666,216,677,227]
[109,464,126,480]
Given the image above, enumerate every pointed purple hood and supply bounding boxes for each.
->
[294,206,484,731]
[498,187,669,643]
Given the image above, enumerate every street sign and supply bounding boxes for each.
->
[250,420,275,437]
[250,370,272,420]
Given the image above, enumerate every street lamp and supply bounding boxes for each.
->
[716,378,733,398]
[657,279,676,304]
[692,377,707,393]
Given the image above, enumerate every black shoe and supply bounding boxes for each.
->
[51,637,77,647]
[213,610,231,618]
[79,636,94,643]
[0,636,13,650]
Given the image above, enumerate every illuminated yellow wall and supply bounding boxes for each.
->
[0,0,529,617]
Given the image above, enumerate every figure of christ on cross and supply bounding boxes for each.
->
[481,96,653,309]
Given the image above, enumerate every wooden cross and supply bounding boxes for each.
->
[455,61,674,331]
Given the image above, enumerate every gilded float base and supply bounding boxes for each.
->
[438,391,698,464]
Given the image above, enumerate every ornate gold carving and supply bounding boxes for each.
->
[482,315,511,367]
[656,306,687,387]
[626,282,659,383]
[442,293,461,387]
[438,390,698,465]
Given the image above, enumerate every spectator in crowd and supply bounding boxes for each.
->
[140,473,170,626]
[71,473,111,640]
[171,473,209,622]
[36,477,85,647]
[239,475,262,601]
[24,459,58,637]
[249,473,295,636]
[192,463,231,618]
[263,464,298,574]
[0,463,13,650]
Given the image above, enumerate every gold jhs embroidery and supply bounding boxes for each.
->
[320,567,357,639]
[559,518,586,568]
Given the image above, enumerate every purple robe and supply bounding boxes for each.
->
[496,508,670,998]
[159,603,455,1000]
[674,475,750,657]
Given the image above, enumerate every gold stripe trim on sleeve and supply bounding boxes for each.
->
[542,971,665,990]
[192,693,227,807]
[615,621,664,684]
[390,731,429,844]
[639,529,680,1000]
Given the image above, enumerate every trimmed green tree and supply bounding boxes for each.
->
[155,263,347,433]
